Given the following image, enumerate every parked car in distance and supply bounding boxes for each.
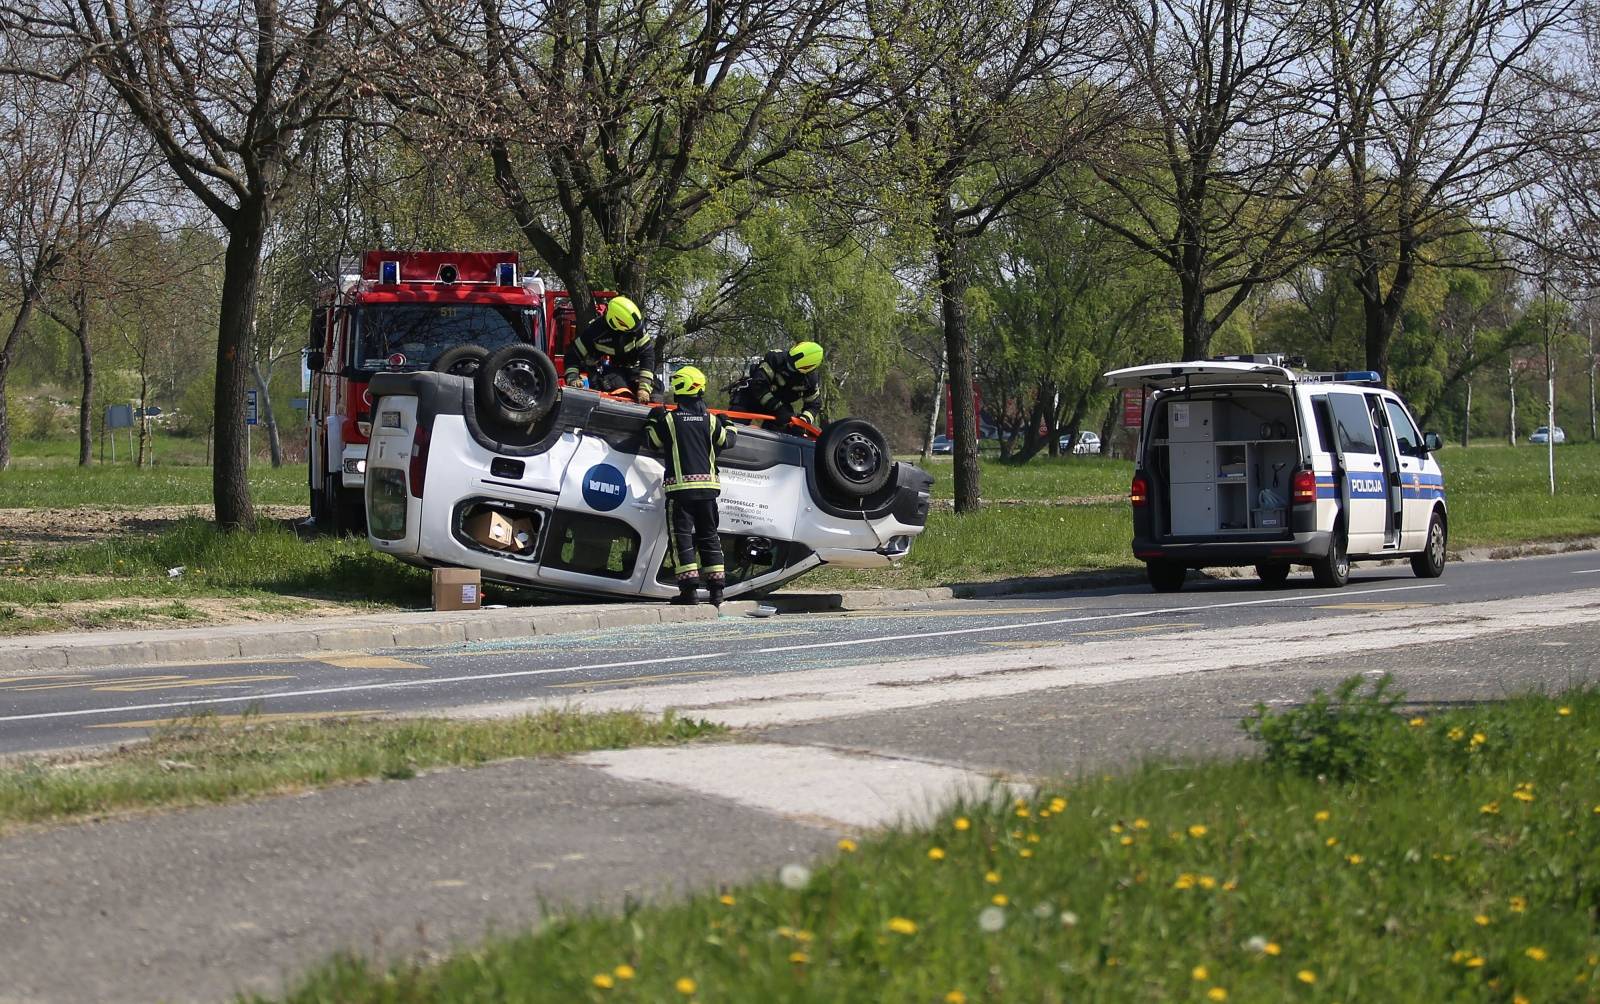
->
[1058,431,1102,455]
[931,435,952,455]
[1528,426,1566,444]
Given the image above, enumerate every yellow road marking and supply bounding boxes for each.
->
[0,674,88,685]
[315,655,428,670]
[96,674,295,693]
[1077,622,1203,637]
[549,669,725,690]
[1316,602,1430,611]
[87,709,385,729]
[8,675,188,692]
[835,605,1069,620]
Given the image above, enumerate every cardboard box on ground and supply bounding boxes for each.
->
[432,568,482,611]
[464,509,537,554]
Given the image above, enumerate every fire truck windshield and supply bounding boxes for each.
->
[357,304,531,370]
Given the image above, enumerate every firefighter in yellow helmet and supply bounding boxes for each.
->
[645,365,737,605]
[728,340,823,432]
[563,294,657,401]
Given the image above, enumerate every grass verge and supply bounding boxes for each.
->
[261,684,1599,1003]
[0,458,306,508]
[0,709,722,833]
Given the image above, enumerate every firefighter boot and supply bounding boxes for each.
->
[671,574,701,606]
[706,572,725,607]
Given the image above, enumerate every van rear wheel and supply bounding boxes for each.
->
[1255,562,1291,587]
[1311,528,1350,587]
[1147,560,1186,592]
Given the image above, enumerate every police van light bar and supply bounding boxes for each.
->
[1305,370,1382,385]
[497,262,517,286]
[380,260,400,284]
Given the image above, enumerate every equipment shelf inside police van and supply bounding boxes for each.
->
[1147,390,1300,536]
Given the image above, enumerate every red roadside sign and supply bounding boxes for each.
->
[1121,387,1144,428]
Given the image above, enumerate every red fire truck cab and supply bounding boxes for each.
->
[307,251,612,532]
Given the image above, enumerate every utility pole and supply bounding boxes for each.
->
[1462,322,1474,448]
[1542,277,1555,496]
[1507,353,1517,447]
[1588,314,1595,443]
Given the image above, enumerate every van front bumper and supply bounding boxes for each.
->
[1132,531,1332,567]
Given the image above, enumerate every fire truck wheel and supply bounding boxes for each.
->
[433,344,490,378]
[816,418,893,499]
[475,344,559,427]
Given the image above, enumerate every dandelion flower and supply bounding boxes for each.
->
[1208,988,1229,1002]
[1408,716,1426,727]
[1512,789,1535,803]
[1313,810,1331,822]
[992,893,1009,906]
[795,930,814,943]
[1510,896,1527,913]
[1060,910,1079,927]
[1027,833,1041,843]
[1050,797,1067,813]
[1297,969,1317,984]
[1474,914,1490,926]
[1110,823,1124,834]
[1346,854,1363,866]
[985,870,1001,884]
[779,863,811,889]
[719,894,735,906]
[1558,706,1572,716]
[1481,802,1501,815]
[1133,818,1149,829]
[837,838,858,853]
[1470,732,1486,746]
[1192,965,1209,981]
[1513,994,1530,1004]
[1189,823,1208,838]
[945,992,968,1004]
[888,916,917,935]
[1020,848,1035,858]
[675,977,698,995]
[614,964,635,981]
[1526,947,1548,962]
[954,817,971,831]
[1265,942,1282,956]
[928,847,946,861]
[593,973,615,989]
[1448,726,1465,741]
[1325,836,1339,847]
[1174,873,1196,890]
[1199,875,1218,890]
[1466,956,1484,968]
[788,951,808,964]
[1119,836,1133,847]
[978,906,1006,932]
[1015,806,1031,818]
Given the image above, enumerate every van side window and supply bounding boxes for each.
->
[1327,392,1377,454]
[1383,399,1421,455]
[1309,396,1336,453]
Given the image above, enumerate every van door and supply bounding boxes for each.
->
[1325,391,1387,554]
[1381,397,1428,550]
[1365,393,1404,548]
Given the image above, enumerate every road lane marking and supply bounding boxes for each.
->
[0,674,87,685]
[315,655,427,670]
[0,651,735,724]
[1076,621,1203,637]
[1315,602,1430,611]
[833,606,1068,620]
[87,709,386,729]
[1573,569,1600,574]
[751,583,1446,656]
[549,670,726,690]
[983,640,1063,649]
[95,674,295,693]
[7,675,188,692]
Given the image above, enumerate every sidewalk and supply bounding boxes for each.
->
[1,609,1595,1003]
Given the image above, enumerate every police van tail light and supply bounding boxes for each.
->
[409,423,430,499]
[1291,469,1317,505]
[1130,474,1149,508]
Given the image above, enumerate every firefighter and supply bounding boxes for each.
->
[727,340,823,432]
[563,295,657,401]
[646,365,737,605]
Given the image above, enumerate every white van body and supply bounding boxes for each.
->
[1104,359,1448,591]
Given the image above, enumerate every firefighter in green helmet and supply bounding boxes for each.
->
[728,340,823,432]
[646,365,737,605]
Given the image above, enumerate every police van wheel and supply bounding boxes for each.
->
[434,344,490,378]
[1411,513,1447,578]
[817,419,893,499]
[476,345,560,427]
[1255,562,1291,587]
[1147,560,1186,592]
[1312,529,1350,588]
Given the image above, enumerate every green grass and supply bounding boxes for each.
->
[1438,443,1600,548]
[260,687,1600,1003]
[917,456,1131,501]
[0,709,722,833]
[0,462,306,508]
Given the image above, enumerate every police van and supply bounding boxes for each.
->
[1104,356,1447,591]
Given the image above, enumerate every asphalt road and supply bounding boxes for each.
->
[5,550,1599,756]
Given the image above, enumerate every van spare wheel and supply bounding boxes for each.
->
[475,344,559,427]
[816,418,893,499]
[434,344,490,377]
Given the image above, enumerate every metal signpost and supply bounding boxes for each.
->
[104,404,134,463]
[246,389,259,467]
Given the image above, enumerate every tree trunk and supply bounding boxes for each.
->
[920,353,945,465]
[1098,394,1120,460]
[0,291,39,471]
[75,284,94,466]
[1507,355,1516,447]
[136,370,150,468]
[1178,265,1211,361]
[213,202,268,531]
[934,225,980,513]
[1461,378,1470,449]
[252,357,283,467]
[1588,316,1595,443]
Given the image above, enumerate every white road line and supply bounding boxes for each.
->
[0,582,1445,727]
[754,582,1446,655]
[1573,569,1600,575]
[0,651,732,725]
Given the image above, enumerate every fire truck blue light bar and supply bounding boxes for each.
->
[497,262,517,285]
[381,260,400,284]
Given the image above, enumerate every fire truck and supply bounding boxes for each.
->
[306,250,610,532]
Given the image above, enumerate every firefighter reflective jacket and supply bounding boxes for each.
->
[566,315,658,395]
[645,397,736,496]
[740,350,821,425]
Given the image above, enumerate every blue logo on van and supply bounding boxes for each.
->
[581,463,627,511]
